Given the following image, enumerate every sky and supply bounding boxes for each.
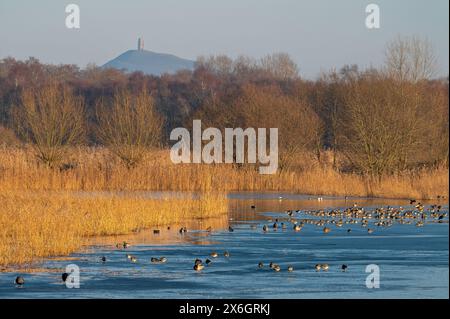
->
[0,0,448,79]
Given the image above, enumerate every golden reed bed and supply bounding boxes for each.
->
[0,146,447,199]
[0,190,227,267]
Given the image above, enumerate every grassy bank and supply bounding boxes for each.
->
[0,146,447,199]
[0,190,227,267]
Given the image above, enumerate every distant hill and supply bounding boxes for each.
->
[102,49,195,76]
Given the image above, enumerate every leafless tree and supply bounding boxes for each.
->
[260,53,299,80]
[96,89,162,168]
[13,83,85,167]
[385,35,437,82]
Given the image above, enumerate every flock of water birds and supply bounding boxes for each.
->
[12,198,448,288]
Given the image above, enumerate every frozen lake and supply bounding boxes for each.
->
[1,193,448,299]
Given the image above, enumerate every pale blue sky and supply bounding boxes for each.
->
[0,0,448,78]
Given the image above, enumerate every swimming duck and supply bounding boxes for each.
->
[367,228,374,234]
[100,256,106,263]
[15,276,24,286]
[293,224,302,232]
[130,256,137,263]
[228,226,234,232]
[315,264,322,271]
[122,241,130,249]
[270,263,281,272]
[258,262,264,269]
[415,221,424,227]
[62,272,69,282]
[179,227,187,234]
[323,227,331,233]
[151,257,167,263]
[322,263,329,271]
[341,264,348,272]
[210,252,218,258]
[224,251,230,257]
[287,266,294,272]
[205,259,212,265]
[126,254,132,260]
[262,225,268,232]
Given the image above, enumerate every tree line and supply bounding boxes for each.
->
[0,36,448,176]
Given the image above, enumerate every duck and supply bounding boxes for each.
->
[151,257,167,263]
[367,228,374,234]
[341,264,348,272]
[126,254,132,260]
[179,227,187,234]
[15,276,25,286]
[315,264,322,271]
[323,227,331,233]
[228,226,234,232]
[415,221,424,227]
[270,263,281,272]
[322,263,329,271]
[262,225,268,232]
[258,262,264,269]
[122,241,130,249]
[210,252,219,258]
[223,251,230,258]
[193,264,204,271]
[205,259,212,265]
[62,272,69,282]
[100,256,106,263]
[293,224,302,232]
[130,256,137,263]
[287,266,294,272]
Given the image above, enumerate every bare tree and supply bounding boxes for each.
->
[385,35,437,82]
[13,84,85,167]
[337,74,436,177]
[260,53,299,80]
[234,84,320,171]
[96,89,162,168]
